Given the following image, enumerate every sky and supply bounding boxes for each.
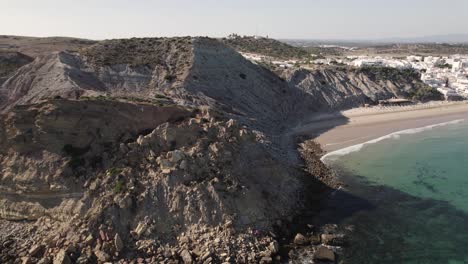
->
[1,0,467,40]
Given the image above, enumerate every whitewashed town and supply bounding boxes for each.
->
[240,49,468,100]
[346,55,468,100]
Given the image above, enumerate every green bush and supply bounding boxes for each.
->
[223,36,310,59]
[357,66,420,81]
[114,180,125,193]
[107,167,123,177]
[436,63,452,69]
[409,86,444,102]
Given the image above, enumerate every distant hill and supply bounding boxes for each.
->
[222,35,310,59]
[283,34,468,48]
[376,34,468,44]
[349,43,468,56]
[284,40,468,56]
[0,35,97,57]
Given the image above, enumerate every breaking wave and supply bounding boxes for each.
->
[321,119,465,163]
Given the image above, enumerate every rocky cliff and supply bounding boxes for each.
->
[0,38,435,126]
[0,99,305,263]
[284,66,438,111]
[0,38,301,128]
[0,37,438,263]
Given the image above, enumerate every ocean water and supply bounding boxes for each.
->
[322,119,468,264]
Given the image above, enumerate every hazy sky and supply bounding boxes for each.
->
[1,0,467,40]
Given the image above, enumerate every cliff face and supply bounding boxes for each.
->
[0,38,311,128]
[173,38,303,125]
[0,99,298,223]
[0,99,192,208]
[0,38,432,123]
[0,99,303,263]
[0,51,33,86]
[285,66,432,111]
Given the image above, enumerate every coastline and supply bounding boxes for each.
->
[312,103,468,264]
[297,101,468,153]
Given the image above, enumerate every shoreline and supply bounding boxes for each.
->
[294,101,468,153]
[321,118,465,162]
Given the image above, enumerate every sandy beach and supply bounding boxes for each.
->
[294,101,468,152]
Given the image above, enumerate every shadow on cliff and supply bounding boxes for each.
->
[253,81,380,250]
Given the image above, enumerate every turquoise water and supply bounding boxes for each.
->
[323,119,468,264]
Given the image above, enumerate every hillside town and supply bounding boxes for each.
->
[239,52,299,68]
[236,38,468,101]
[316,55,468,100]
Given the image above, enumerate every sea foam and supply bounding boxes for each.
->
[321,119,465,163]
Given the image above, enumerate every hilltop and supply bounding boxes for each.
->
[0,35,96,58]
[222,35,311,59]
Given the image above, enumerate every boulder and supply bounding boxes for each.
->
[268,240,279,254]
[168,150,184,163]
[37,257,52,264]
[159,159,174,171]
[293,233,308,245]
[260,256,273,263]
[321,234,347,246]
[28,244,44,257]
[180,249,193,264]
[94,250,110,262]
[313,246,335,262]
[114,233,124,252]
[137,135,151,146]
[84,234,93,245]
[179,160,188,169]
[309,234,321,245]
[134,222,147,237]
[114,194,133,209]
[53,250,71,264]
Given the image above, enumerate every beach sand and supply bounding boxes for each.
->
[294,101,468,152]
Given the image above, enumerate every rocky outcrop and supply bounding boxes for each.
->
[0,99,191,220]
[285,66,433,111]
[0,98,191,155]
[0,102,304,263]
[0,52,104,110]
